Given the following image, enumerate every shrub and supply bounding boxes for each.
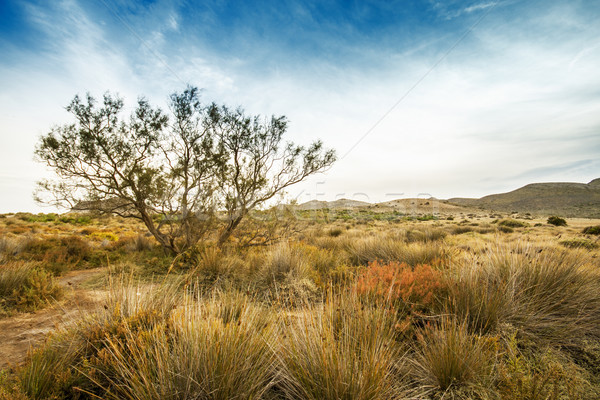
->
[547,216,567,226]
[0,262,63,314]
[497,340,595,400]
[0,236,26,256]
[582,225,600,235]
[21,236,91,272]
[404,228,447,243]
[560,239,598,250]
[498,226,514,233]
[16,281,277,399]
[345,237,447,267]
[277,291,404,399]
[88,231,119,242]
[498,219,527,228]
[21,213,59,223]
[87,293,276,400]
[446,245,600,344]
[356,261,446,314]
[264,242,310,280]
[411,318,497,396]
[327,228,343,237]
[111,234,154,252]
[451,226,474,235]
[447,271,512,335]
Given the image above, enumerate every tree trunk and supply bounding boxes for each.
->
[217,214,244,247]
[139,209,178,255]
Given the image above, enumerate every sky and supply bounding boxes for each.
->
[1,0,599,212]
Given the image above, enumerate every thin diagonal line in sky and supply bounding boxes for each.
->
[341,3,498,160]
[97,0,187,86]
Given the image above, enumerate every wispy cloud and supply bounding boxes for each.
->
[0,0,599,211]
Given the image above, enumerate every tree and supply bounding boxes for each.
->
[35,87,336,253]
[206,105,336,246]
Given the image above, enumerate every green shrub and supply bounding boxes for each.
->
[560,239,598,250]
[498,339,595,399]
[328,228,343,237]
[582,225,600,235]
[498,219,527,228]
[21,235,91,273]
[0,262,63,314]
[547,216,567,226]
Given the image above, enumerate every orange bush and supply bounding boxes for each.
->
[356,260,446,313]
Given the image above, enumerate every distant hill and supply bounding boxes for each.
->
[295,197,465,214]
[449,178,600,218]
[295,198,371,210]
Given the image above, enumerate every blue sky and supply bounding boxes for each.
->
[1,0,599,212]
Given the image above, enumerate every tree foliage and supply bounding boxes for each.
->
[35,87,336,253]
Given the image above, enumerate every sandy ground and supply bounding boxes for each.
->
[0,268,107,370]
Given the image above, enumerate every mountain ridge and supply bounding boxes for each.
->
[447,178,600,218]
[293,178,600,218]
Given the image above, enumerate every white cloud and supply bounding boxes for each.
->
[1,0,599,212]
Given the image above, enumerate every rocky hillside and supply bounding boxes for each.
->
[449,178,600,218]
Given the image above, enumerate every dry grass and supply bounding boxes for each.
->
[276,290,406,399]
[3,214,600,399]
[410,318,497,398]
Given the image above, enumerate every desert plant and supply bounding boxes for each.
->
[345,237,447,267]
[328,228,343,237]
[559,239,598,250]
[355,260,446,315]
[447,244,600,344]
[21,235,90,273]
[83,292,277,400]
[35,87,335,253]
[411,318,497,396]
[276,291,405,399]
[582,225,600,235]
[20,281,276,399]
[497,336,595,399]
[547,216,567,226]
[498,219,527,228]
[404,227,447,243]
[498,225,514,233]
[0,262,63,314]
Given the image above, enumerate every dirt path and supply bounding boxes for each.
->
[0,268,107,370]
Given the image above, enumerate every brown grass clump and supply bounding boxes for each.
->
[276,290,406,399]
[446,244,600,344]
[17,280,277,400]
[410,318,497,397]
[345,236,447,266]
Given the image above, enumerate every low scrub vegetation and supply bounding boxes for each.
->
[0,262,63,315]
[1,211,600,399]
[498,218,528,228]
[583,225,600,235]
[548,215,567,226]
